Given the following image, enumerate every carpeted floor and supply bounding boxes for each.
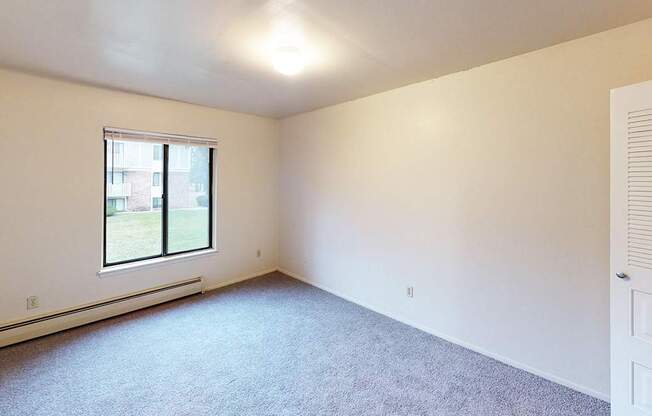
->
[0,272,609,416]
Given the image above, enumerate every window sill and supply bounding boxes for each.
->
[98,249,218,277]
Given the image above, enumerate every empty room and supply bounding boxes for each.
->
[1,1,652,415]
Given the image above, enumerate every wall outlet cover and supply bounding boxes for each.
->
[27,296,40,310]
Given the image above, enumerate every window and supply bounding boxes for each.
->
[107,198,125,211]
[103,130,214,267]
[191,182,205,192]
[168,145,211,254]
[107,171,124,184]
[153,144,162,161]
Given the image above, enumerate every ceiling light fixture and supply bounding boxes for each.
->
[273,45,304,76]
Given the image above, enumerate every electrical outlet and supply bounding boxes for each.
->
[256,249,261,258]
[407,286,414,298]
[27,296,40,310]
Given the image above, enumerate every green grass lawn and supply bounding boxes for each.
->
[106,208,209,264]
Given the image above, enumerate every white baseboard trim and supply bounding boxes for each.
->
[203,268,278,292]
[1,277,203,348]
[0,268,277,348]
[278,267,610,403]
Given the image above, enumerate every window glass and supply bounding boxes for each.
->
[107,171,124,184]
[167,145,210,254]
[105,140,162,264]
[115,198,125,211]
[153,144,162,161]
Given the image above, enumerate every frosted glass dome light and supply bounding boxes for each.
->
[273,46,304,76]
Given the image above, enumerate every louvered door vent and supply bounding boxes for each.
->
[628,108,652,269]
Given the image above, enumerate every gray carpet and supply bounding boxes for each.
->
[0,272,609,416]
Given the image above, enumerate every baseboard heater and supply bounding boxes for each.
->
[0,277,203,348]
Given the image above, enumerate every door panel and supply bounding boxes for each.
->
[633,362,652,413]
[633,290,652,345]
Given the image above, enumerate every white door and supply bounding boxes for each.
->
[612,80,652,416]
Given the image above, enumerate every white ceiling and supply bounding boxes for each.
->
[1,1,651,118]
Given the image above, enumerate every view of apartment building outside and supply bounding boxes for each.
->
[106,141,208,212]
[103,138,212,264]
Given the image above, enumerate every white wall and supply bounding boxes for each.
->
[0,68,279,324]
[279,18,652,399]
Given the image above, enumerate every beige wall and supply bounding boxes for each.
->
[279,18,652,399]
[0,68,279,324]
